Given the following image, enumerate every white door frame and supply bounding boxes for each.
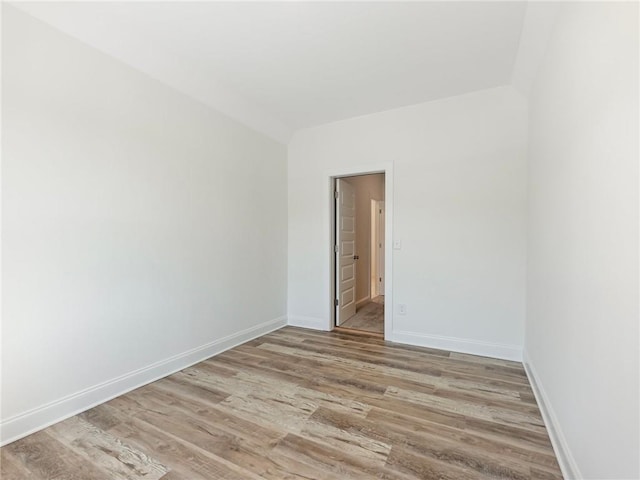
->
[328,163,393,339]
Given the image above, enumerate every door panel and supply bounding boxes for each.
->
[336,178,357,325]
[378,201,385,295]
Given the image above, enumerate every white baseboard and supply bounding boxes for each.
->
[523,350,582,480]
[386,330,522,361]
[0,316,287,446]
[287,315,329,331]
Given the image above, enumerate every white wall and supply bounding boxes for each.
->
[525,3,639,479]
[1,6,287,444]
[288,85,527,360]
[348,174,384,304]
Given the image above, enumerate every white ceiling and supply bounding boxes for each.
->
[12,2,534,143]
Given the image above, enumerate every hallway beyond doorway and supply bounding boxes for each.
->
[340,296,384,334]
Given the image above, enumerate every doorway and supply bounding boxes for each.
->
[333,173,385,335]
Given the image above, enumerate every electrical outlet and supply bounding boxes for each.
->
[398,304,407,315]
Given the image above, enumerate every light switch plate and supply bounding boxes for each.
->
[393,240,402,250]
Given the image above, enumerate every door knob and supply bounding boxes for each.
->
[353,255,359,260]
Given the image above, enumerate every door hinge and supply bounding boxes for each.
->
[379,209,382,214]
[379,277,382,282]
[334,245,339,253]
[334,191,339,199]
[335,298,339,306]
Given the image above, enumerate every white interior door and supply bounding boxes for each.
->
[377,201,385,295]
[370,199,378,299]
[336,178,357,325]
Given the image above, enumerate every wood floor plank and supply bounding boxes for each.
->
[155,373,231,404]
[136,382,286,444]
[252,344,542,425]
[78,403,125,431]
[385,386,546,433]
[255,335,538,413]
[272,433,413,480]
[339,296,384,334]
[312,406,534,480]
[272,328,530,383]
[109,419,259,480]
[258,340,532,398]
[0,448,42,480]
[259,336,445,378]
[531,466,564,480]
[1,326,564,479]
[366,407,560,472]
[46,416,168,480]
[188,365,372,418]
[385,445,486,480]
[272,326,450,357]
[4,430,113,480]
[215,345,390,396]
[214,359,374,417]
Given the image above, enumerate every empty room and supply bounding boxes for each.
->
[1,2,638,479]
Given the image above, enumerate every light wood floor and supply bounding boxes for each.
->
[341,296,384,334]
[1,327,563,479]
